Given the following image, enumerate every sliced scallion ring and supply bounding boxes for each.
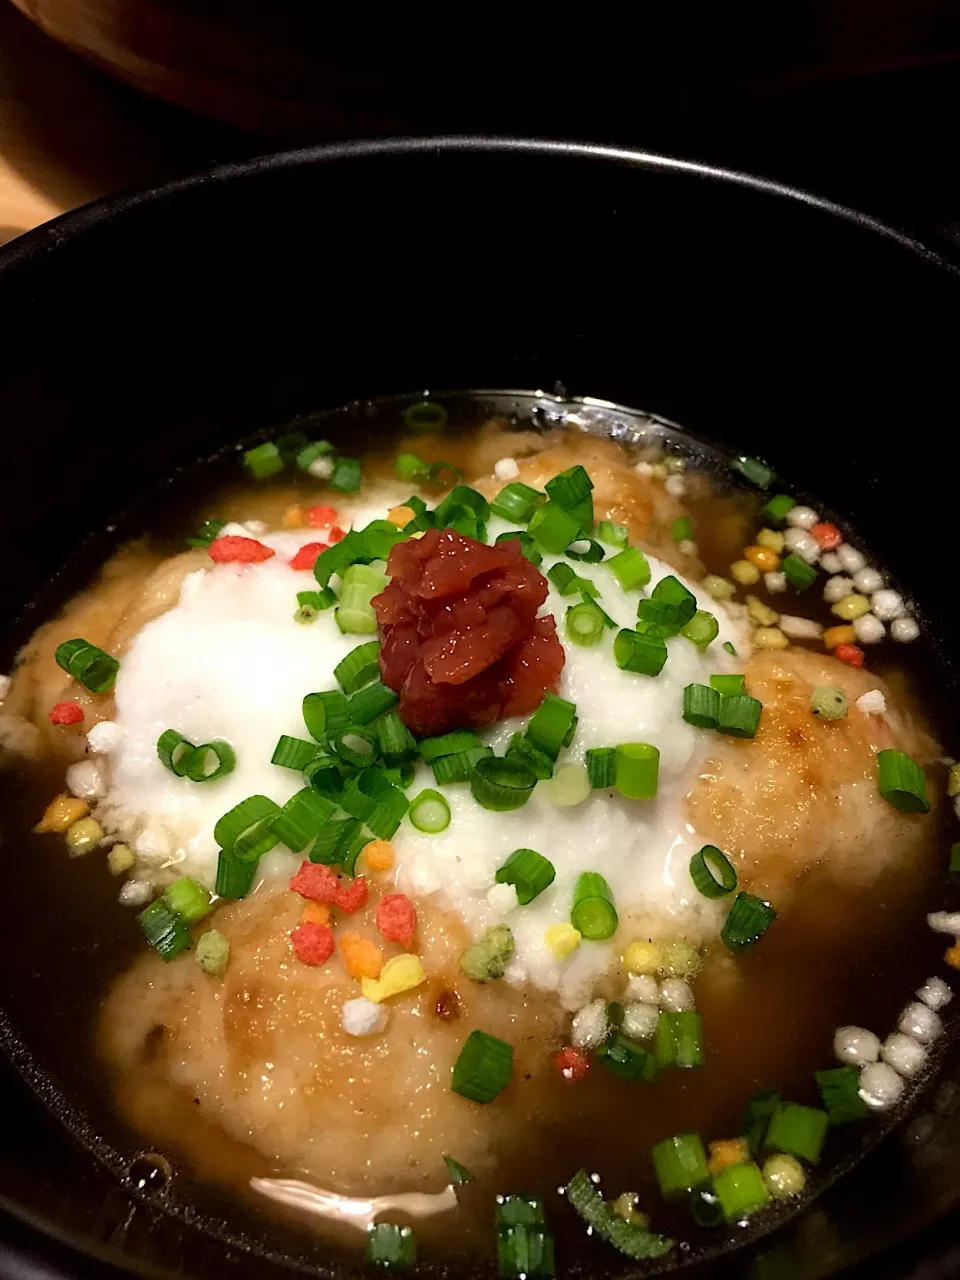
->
[213,795,281,863]
[409,788,451,833]
[689,845,737,898]
[470,756,537,812]
[184,740,236,782]
[157,729,195,777]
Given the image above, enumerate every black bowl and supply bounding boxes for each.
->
[0,137,959,1280]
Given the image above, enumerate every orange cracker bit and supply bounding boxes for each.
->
[944,942,960,970]
[302,901,331,927]
[282,504,303,528]
[363,839,395,872]
[340,932,384,980]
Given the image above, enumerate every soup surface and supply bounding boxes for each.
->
[1,396,955,1275]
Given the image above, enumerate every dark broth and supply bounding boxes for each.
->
[0,392,953,1275]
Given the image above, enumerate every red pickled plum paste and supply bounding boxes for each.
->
[373,528,565,736]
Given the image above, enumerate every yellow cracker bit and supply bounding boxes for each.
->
[545,923,581,960]
[302,901,331,926]
[361,954,426,1003]
[708,1138,750,1176]
[823,624,856,649]
[34,794,89,833]
[944,942,960,970]
[388,505,416,528]
[622,940,661,974]
[281,504,303,528]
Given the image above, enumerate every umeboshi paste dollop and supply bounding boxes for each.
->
[373,528,564,737]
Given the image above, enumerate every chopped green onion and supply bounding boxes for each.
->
[497,1225,554,1279]
[295,440,334,471]
[567,538,605,563]
[297,588,336,612]
[764,1103,828,1164]
[308,816,361,865]
[597,520,629,548]
[494,529,542,565]
[615,743,659,800]
[329,456,362,492]
[215,849,258,898]
[496,848,556,905]
[366,1222,417,1268]
[717,693,762,738]
[877,749,930,813]
[672,516,693,542]
[347,680,399,725]
[330,726,378,768]
[614,629,667,677]
[710,673,746,696]
[815,1066,870,1126]
[271,735,320,771]
[423,460,464,490]
[157,729,195,776]
[546,563,596,596]
[607,546,651,591]
[682,684,721,729]
[186,517,227,548]
[761,493,796,526]
[586,747,617,788]
[138,898,191,961]
[213,795,280,862]
[303,690,350,742]
[375,713,417,763]
[598,1033,658,1082]
[571,871,618,940]
[636,598,691,638]
[403,400,448,433]
[545,464,593,512]
[336,561,387,636]
[491,482,545,523]
[811,686,848,720]
[565,601,606,647]
[471,756,537,811]
[419,729,482,763]
[527,501,581,554]
[564,1170,674,1261]
[404,495,428,516]
[343,772,408,839]
[690,1188,725,1227]
[394,452,428,482]
[334,641,381,694]
[451,1029,513,1103]
[690,845,737,897]
[54,638,119,693]
[273,788,337,852]
[196,928,230,976]
[443,1155,473,1184]
[654,1011,704,1069]
[434,484,489,525]
[303,755,344,800]
[781,553,818,591]
[274,431,309,464]
[496,1194,545,1228]
[432,746,494,785]
[460,925,515,982]
[734,455,775,489]
[723,640,737,656]
[712,1161,770,1222]
[505,732,555,780]
[408,788,451,833]
[243,441,284,479]
[722,891,777,952]
[163,875,212,924]
[651,1133,710,1198]
[741,1089,781,1156]
[682,610,719,650]
[184,740,236,782]
[525,694,577,759]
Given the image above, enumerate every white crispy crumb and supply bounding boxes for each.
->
[625,973,659,1004]
[571,998,608,1049]
[855,690,886,716]
[664,475,686,498]
[118,879,153,907]
[859,1061,904,1109]
[308,456,335,481]
[66,760,106,799]
[917,976,952,1011]
[0,675,10,701]
[341,997,388,1037]
[494,457,520,481]
[834,1025,880,1066]
[928,911,960,937]
[881,1032,926,1078]
[899,1001,942,1044]
[659,978,694,1012]
[622,1002,659,1040]
[486,882,519,914]
[87,721,125,754]
[778,615,822,640]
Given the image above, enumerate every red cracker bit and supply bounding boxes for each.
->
[835,642,865,668]
[333,875,369,915]
[209,535,275,564]
[289,861,340,902]
[290,921,335,966]
[305,505,338,528]
[289,541,330,571]
[555,1046,590,1082]
[376,893,417,947]
[328,526,347,544]
[49,701,84,725]
[811,522,842,550]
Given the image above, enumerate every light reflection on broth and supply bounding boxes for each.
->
[1,397,952,1271]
